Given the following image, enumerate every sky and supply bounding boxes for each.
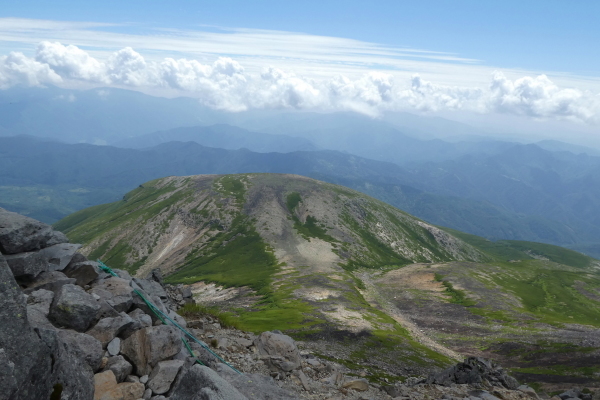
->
[2,0,600,132]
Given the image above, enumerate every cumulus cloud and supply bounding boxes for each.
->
[35,41,107,82]
[0,51,61,88]
[487,72,599,121]
[0,41,599,123]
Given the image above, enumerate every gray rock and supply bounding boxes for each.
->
[170,364,247,400]
[103,355,133,383]
[146,268,164,285]
[234,337,253,348]
[107,337,121,356]
[217,365,300,400]
[38,243,81,271]
[518,384,539,399]
[168,309,188,328]
[255,331,301,372]
[144,388,153,399]
[121,325,182,375]
[0,254,54,399]
[559,390,581,400]
[22,270,76,294]
[91,277,134,313]
[426,357,519,389]
[147,360,185,395]
[94,299,122,322]
[0,209,67,254]
[86,313,134,347]
[49,283,100,332]
[113,269,133,281]
[181,286,192,298]
[4,251,47,279]
[121,308,153,338]
[140,375,149,384]
[133,277,168,300]
[26,288,55,329]
[131,291,169,324]
[57,329,104,372]
[39,327,95,400]
[62,260,100,286]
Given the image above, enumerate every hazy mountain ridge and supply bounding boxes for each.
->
[113,124,317,153]
[3,135,600,256]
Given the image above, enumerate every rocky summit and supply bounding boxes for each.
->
[0,207,581,400]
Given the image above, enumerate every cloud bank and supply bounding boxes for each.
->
[1,41,599,122]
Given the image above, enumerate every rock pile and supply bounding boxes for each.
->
[0,209,278,400]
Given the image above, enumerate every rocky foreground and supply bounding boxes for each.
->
[0,207,596,400]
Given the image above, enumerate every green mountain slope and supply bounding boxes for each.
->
[56,173,600,387]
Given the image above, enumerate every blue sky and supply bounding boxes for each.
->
[4,0,599,76]
[1,0,599,130]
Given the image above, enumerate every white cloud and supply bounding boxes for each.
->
[35,41,107,82]
[487,72,599,121]
[0,41,598,123]
[0,51,61,88]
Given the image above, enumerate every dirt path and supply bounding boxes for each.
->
[357,270,463,362]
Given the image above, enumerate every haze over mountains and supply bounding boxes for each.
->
[2,86,600,258]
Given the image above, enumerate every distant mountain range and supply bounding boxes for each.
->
[2,135,600,257]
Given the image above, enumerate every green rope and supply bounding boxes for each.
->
[96,260,241,374]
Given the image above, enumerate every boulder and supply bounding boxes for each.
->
[121,325,182,375]
[120,309,152,339]
[4,251,47,279]
[168,309,188,328]
[113,269,133,281]
[95,299,122,321]
[86,313,134,347]
[49,283,100,332]
[217,365,300,400]
[38,243,81,271]
[57,329,104,372]
[93,370,144,400]
[91,277,134,313]
[133,277,168,300]
[518,384,540,399]
[181,286,192,298]
[22,270,76,294]
[26,288,55,329]
[63,260,100,286]
[0,209,67,254]
[559,390,582,400]
[38,326,96,400]
[254,331,301,372]
[0,254,54,399]
[94,371,119,400]
[146,268,164,285]
[170,364,247,400]
[117,382,146,400]
[131,291,169,323]
[103,355,133,383]
[342,378,369,392]
[147,359,185,395]
[426,357,519,389]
